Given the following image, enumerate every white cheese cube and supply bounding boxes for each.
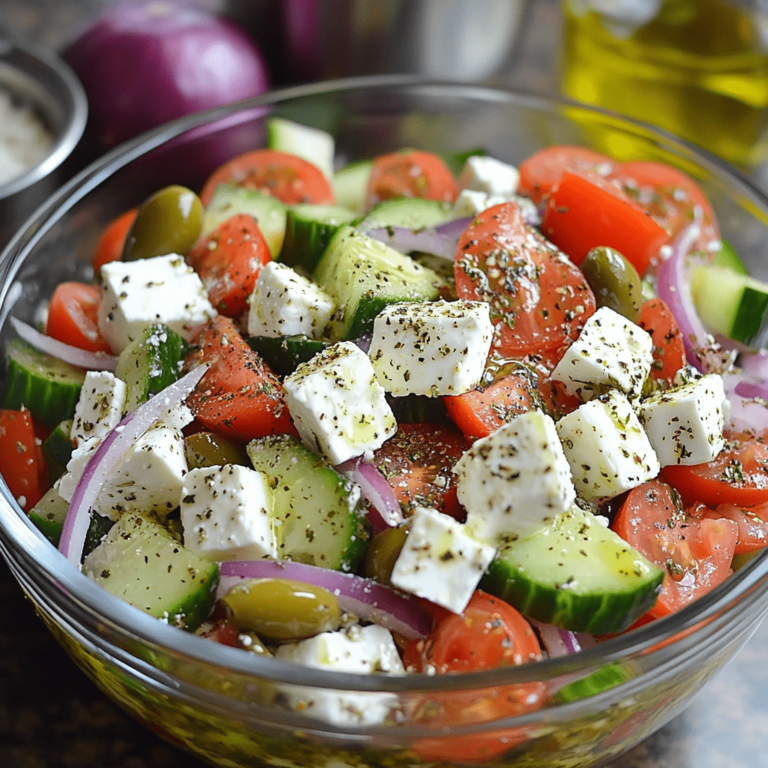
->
[283,341,397,465]
[70,371,126,445]
[55,436,99,504]
[368,299,493,397]
[556,390,660,502]
[458,155,520,197]
[453,189,539,224]
[453,410,576,543]
[180,463,279,561]
[637,373,726,466]
[99,254,216,354]
[551,306,653,400]
[390,506,496,614]
[247,261,335,339]
[275,624,405,726]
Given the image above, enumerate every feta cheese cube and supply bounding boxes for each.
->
[453,410,576,543]
[283,341,397,465]
[55,436,99,504]
[390,506,496,614]
[453,189,539,224]
[551,306,653,400]
[70,371,126,445]
[637,373,726,466]
[247,261,335,339]
[458,155,520,197]
[275,624,405,726]
[556,389,660,501]
[99,254,216,353]
[368,300,493,397]
[180,463,279,561]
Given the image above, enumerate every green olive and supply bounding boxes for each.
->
[580,246,643,322]
[221,578,342,641]
[123,184,203,261]
[363,526,409,586]
[184,432,249,469]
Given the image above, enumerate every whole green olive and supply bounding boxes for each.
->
[184,432,249,470]
[123,184,203,261]
[580,246,643,322]
[221,578,342,641]
[363,525,408,586]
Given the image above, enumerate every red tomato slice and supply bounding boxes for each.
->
[541,170,671,276]
[368,422,466,519]
[187,213,271,317]
[663,436,768,507]
[45,281,112,354]
[92,208,137,276]
[454,201,596,357]
[612,479,737,619]
[611,161,720,252]
[517,145,615,206]
[0,408,49,511]
[365,149,459,208]
[690,501,768,554]
[636,298,686,387]
[199,149,335,206]
[186,316,297,442]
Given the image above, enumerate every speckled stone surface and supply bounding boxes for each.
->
[2,1,768,766]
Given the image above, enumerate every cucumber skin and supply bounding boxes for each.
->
[41,420,74,483]
[245,335,328,377]
[554,662,634,704]
[281,204,356,274]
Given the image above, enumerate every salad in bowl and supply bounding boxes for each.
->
[1,78,768,768]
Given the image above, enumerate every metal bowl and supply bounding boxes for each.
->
[0,31,87,247]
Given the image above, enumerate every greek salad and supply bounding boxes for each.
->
[3,117,768,727]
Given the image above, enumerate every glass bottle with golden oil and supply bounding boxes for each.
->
[561,0,768,170]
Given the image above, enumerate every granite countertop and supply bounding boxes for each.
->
[2,1,768,766]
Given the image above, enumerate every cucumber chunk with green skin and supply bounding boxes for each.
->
[691,264,768,348]
[246,434,370,573]
[481,506,663,635]
[41,419,73,483]
[332,160,372,214]
[84,512,218,631]
[267,117,335,180]
[202,184,286,257]
[115,323,189,412]
[553,662,633,704]
[359,197,455,232]
[246,334,329,377]
[280,204,357,274]
[712,239,747,275]
[1,340,86,426]
[442,147,488,178]
[313,225,443,340]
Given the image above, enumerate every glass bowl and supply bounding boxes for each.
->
[1,76,768,768]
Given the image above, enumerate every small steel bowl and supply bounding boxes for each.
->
[0,31,87,248]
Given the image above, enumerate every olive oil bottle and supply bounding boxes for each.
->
[561,0,768,169]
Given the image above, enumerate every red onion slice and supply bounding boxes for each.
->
[58,365,208,567]
[365,225,458,261]
[352,461,403,531]
[434,217,472,240]
[11,316,118,372]
[722,370,768,434]
[220,559,431,640]
[529,618,587,658]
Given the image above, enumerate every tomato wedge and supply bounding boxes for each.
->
[186,316,297,442]
[636,298,686,388]
[454,201,595,357]
[663,436,768,507]
[92,208,137,275]
[542,170,671,276]
[187,213,271,317]
[612,479,737,619]
[45,281,112,354]
[0,408,49,512]
[690,501,768,555]
[199,148,335,206]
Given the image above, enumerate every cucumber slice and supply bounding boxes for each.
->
[713,239,748,275]
[281,203,357,274]
[41,419,73,483]
[554,662,633,703]
[332,160,372,214]
[246,434,369,572]
[267,117,335,180]
[1,339,86,427]
[115,323,189,412]
[84,512,218,630]
[246,334,329,377]
[313,225,443,339]
[359,197,455,232]
[691,264,768,348]
[481,506,663,635]
[202,184,287,258]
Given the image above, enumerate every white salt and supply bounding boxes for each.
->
[0,89,54,186]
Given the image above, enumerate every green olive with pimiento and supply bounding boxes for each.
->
[580,246,643,322]
[221,578,342,641]
[123,184,203,261]
[363,525,409,586]
[184,432,249,469]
